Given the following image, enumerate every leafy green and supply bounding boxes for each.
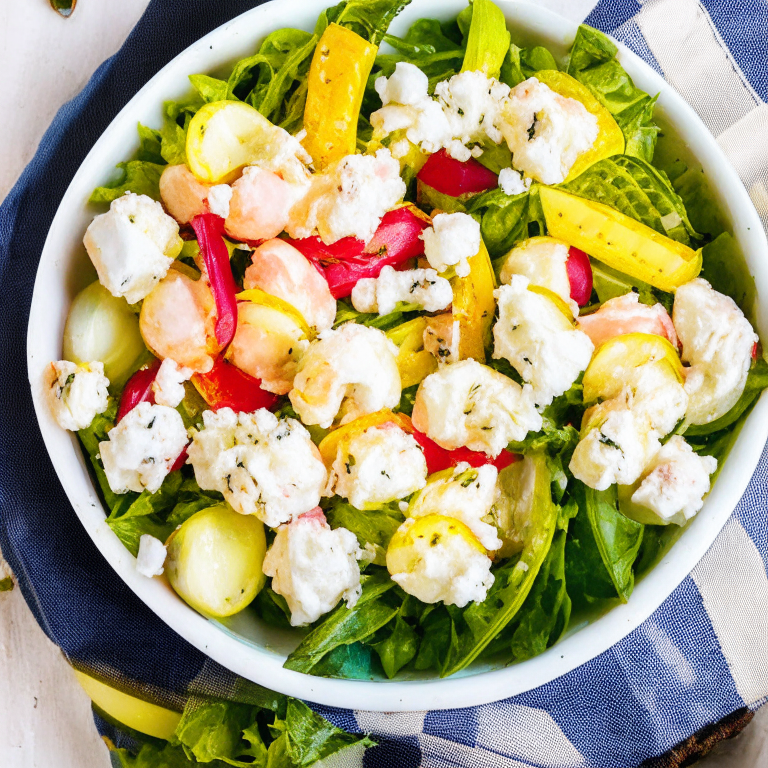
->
[567,25,660,162]
[413,605,451,671]
[284,569,398,674]
[89,161,164,204]
[165,478,222,529]
[461,0,510,78]
[563,155,699,245]
[333,300,421,330]
[189,74,229,103]
[160,98,203,165]
[500,43,558,88]
[371,612,419,677]
[565,483,644,604]
[441,453,559,676]
[700,232,756,316]
[590,260,657,306]
[310,642,382,679]
[465,188,530,257]
[324,499,405,564]
[685,358,768,437]
[253,587,293,629]
[78,400,124,509]
[137,124,165,164]
[111,742,201,768]
[334,0,413,47]
[394,383,419,417]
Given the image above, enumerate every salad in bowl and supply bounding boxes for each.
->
[40,0,767,684]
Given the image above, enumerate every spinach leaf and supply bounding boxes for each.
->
[465,188,530,257]
[324,499,405,565]
[567,25,659,162]
[501,43,559,88]
[440,453,559,676]
[565,482,644,603]
[394,383,419,417]
[685,357,768,437]
[461,0,510,78]
[413,605,452,671]
[89,161,164,204]
[371,612,419,677]
[700,232,756,316]
[284,569,399,674]
[252,587,293,629]
[310,641,382,679]
[562,156,699,245]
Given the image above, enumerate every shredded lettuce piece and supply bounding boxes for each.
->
[461,0,511,78]
[89,161,164,203]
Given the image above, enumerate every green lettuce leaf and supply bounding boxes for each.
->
[89,161,164,204]
[334,0,413,46]
[310,642,382,679]
[500,43,558,88]
[370,612,419,677]
[253,587,293,629]
[324,499,404,564]
[333,300,421,330]
[465,188,530,257]
[565,482,644,603]
[189,74,229,103]
[699,232,756,316]
[111,742,201,768]
[137,124,165,164]
[461,0,511,78]
[284,569,399,674]
[567,25,659,162]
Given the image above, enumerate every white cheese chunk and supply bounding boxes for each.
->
[151,358,193,408]
[206,184,233,218]
[412,359,542,457]
[498,167,533,196]
[493,277,594,407]
[327,425,427,509]
[387,516,494,607]
[673,278,758,425]
[100,402,188,494]
[286,149,405,245]
[631,436,717,525]
[421,212,481,278]
[409,463,502,551]
[500,78,599,185]
[262,508,362,626]
[187,408,327,527]
[423,314,460,366]
[136,534,167,578]
[499,236,574,312]
[44,360,109,431]
[375,61,430,106]
[84,192,182,304]
[289,324,401,428]
[350,265,453,316]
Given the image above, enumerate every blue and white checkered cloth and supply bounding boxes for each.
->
[1,1,766,766]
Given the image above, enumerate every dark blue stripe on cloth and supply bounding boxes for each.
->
[700,0,768,101]
[363,735,421,768]
[585,0,643,32]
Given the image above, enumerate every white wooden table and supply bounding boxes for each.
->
[1,1,765,766]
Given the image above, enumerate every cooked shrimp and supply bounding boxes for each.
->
[139,268,220,372]
[159,164,210,224]
[423,313,459,365]
[243,239,336,333]
[578,292,678,348]
[225,166,299,242]
[225,302,308,394]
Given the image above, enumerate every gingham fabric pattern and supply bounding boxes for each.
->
[0,2,766,767]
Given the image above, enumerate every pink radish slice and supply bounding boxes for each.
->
[566,247,593,306]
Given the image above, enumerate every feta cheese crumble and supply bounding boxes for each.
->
[412,359,542,457]
[100,402,188,494]
[387,516,494,607]
[423,313,460,366]
[493,277,594,406]
[262,509,362,626]
[630,436,717,525]
[44,360,109,431]
[206,184,233,218]
[187,408,327,527]
[326,425,427,509]
[498,167,532,196]
[408,463,502,551]
[375,61,429,106]
[350,265,453,316]
[289,324,401,428]
[500,78,599,184]
[286,149,406,245]
[136,534,167,578]
[499,236,575,314]
[673,278,758,425]
[421,212,481,278]
[151,358,193,408]
[84,192,183,305]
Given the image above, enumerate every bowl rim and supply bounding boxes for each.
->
[26,0,768,712]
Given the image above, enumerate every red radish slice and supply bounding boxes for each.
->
[566,246,593,306]
[417,149,498,197]
[116,359,161,423]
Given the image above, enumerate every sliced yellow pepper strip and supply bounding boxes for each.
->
[386,317,439,389]
[74,670,181,740]
[302,24,378,170]
[452,240,497,362]
[534,70,625,182]
[540,186,702,293]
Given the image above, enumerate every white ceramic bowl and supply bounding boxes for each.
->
[27,0,768,711]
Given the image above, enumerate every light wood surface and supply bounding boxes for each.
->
[0,1,764,767]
